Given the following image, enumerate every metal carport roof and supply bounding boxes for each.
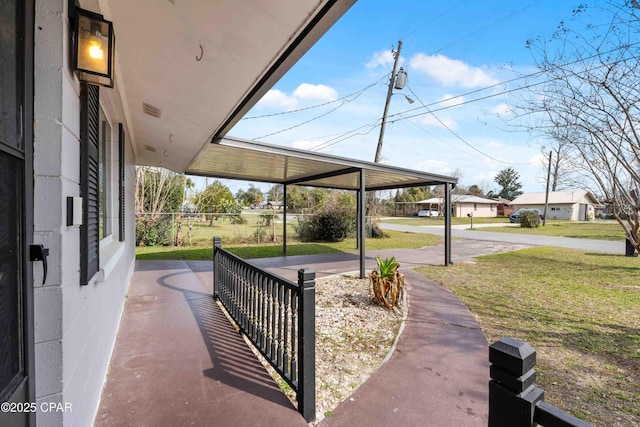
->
[187,136,457,277]
[186,136,458,190]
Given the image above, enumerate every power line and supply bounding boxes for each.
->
[388,41,640,121]
[405,83,535,166]
[309,122,382,151]
[241,82,377,120]
[399,119,492,163]
[282,43,640,154]
[251,86,372,139]
[399,0,468,40]
[431,0,545,55]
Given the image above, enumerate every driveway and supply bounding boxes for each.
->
[380,223,625,255]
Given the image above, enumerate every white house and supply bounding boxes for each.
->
[417,195,500,217]
[3,1,356,426]
[510,190,600,221]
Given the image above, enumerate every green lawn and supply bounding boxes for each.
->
[416,247,640,426]
[136,229,442,260]
[475,220,627,241]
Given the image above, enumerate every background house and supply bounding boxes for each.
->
[416,195,499,217]
[510,190,600,221]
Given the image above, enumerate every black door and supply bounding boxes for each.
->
[0,0,35,425]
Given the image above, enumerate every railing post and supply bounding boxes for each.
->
[297,268,315,423]
[213,236,221,299]
[489,337,544,427]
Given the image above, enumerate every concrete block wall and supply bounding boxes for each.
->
[33,1,136,425]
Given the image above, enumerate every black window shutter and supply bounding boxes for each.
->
[80,83,100,285]
[118,123,125,242]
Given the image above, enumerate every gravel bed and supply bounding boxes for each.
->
[236,274,403,424]
[313,275,403,423]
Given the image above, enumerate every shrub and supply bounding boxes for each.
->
[520,210,541,228]
[294,203,354,242]
[136,214,172,246]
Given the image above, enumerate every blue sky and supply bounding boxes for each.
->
[219,1,598,196]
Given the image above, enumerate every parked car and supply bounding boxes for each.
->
[417,209,438,217]
[509,208,544,223]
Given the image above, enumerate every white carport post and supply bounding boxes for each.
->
[358,168,366,278]
[283,184,287,256]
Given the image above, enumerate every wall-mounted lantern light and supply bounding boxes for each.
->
[72,7,115,87]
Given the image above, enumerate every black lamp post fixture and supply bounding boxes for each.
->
[72,7,115,87]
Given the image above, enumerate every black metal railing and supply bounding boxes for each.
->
[212,237,316,422]
[488,337,593,427]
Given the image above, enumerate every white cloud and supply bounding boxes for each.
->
[491,103,512,116]
[439,94,465,108]
[366,49,402,69]
[292,83,337,102]
[257,89,298,110]
[529,152,545,165]
[485,141,505,149]
[414,158,450,175]
[257,84,338,110]
[409,53,498,88]
[418,114,458,130]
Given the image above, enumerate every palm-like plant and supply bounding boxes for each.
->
[369,256,404,312]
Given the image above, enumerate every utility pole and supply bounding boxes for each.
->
[374,40,403,163]
[543,150,552,226]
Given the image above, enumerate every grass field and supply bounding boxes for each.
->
[474,220,627,241]
[416,247,640,427]
[136,228,442,260]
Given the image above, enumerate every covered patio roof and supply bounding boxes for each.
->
[186,136,458,191]
[107,0,357,172]
[187,135,457,277]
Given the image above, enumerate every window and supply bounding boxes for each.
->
[474,203,477,211]
[80,84,126,285]
[99,107,112,240]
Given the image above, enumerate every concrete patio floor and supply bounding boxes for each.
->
[94,260,307,427]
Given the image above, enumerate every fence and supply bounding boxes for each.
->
[489,337,593,427]
[135,211,377,247]
[135,211,288,246]
[212,236,316,422]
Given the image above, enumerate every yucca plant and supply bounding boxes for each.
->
[369,256,405,312]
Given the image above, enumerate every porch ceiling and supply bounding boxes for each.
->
[186,136,459,191]
[107,0,355,172]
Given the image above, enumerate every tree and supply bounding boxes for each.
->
[192,180,239,225]
[267,184,283,204]
[494,167,523,201]
[135,166,187,245]
[236,184,263,207]
[513,2,640,251]
[467,184,484,196]
[540,141,583,192]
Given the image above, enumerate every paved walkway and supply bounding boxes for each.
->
[380,223,625,255]
[96,231,621,426]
